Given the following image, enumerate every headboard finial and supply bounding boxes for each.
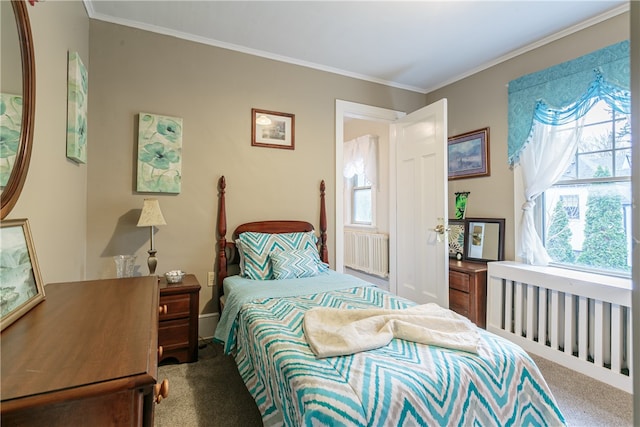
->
[217,176,227,299]
[319,180,328,263]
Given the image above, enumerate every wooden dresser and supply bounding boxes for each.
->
[1,276,167,427]
[158,274,201,364]
[449,259,488,328]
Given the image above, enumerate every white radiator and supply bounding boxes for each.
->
[344,231,389,278]
[487,261,632,393]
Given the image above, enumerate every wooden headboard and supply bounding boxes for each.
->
[216,176,329,289]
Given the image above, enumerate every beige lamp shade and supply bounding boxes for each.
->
[137,199,166,227]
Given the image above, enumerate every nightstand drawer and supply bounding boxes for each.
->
[449,289,469,318]
[159,318,190,349]
[159,294,191,321]
[449,270,470,292]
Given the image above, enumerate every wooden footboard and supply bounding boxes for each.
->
[216,176,329,299]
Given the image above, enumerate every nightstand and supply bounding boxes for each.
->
[158,274,201,364]
[449,259,487,328]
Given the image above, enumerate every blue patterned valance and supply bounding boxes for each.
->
[508,40,630,166]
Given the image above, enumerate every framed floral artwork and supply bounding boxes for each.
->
[66,51,88,163]
[0,93,22,186]
[137,112,183,193]
[0,218,45,331]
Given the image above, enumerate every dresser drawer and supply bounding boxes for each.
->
[449,289,469,318]
[159,294,191,321]
[449,270,470,292]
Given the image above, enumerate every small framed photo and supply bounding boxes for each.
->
[0,218,45,331]
[448,127,490,180]
[251,108,295,150]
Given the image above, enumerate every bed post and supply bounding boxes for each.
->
[319,180,328,264]
[217,176,227,293]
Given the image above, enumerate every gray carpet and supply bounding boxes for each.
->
[156,341,633,427]
[155,341,262,427]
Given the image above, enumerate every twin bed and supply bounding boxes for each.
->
[213,177,565,426]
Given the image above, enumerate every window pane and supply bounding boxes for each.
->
[615,149,632,177]
[577,152,612,179]
[544,181,631,275]
[579,121,612,152]
[353,188,372,224]
[615,115,631,148]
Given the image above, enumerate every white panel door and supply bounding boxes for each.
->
[393,99,448,306]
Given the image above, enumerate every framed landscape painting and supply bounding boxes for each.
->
[448,127,490,180]
[0,218,45,330]
[251,108,295,150]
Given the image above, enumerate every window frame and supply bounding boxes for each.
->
[531,103,631,279]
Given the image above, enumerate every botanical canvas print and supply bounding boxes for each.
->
[66,51,88,163]
[137,112,183,193]
[0,93,22,187]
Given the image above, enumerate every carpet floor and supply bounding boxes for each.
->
[156,340,633,426]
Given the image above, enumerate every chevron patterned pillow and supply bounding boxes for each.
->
[271,249,322,280]
[238,231,318,280]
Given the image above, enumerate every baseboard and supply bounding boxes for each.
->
[198,312,219,340]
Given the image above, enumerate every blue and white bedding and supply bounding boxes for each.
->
[214,271,566,427]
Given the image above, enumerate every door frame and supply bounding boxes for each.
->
[335,100,405,293]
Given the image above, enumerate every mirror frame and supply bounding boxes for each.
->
[463,217,505,263]
[1,0,35,219]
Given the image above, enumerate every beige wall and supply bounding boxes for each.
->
[86,21,425,313]
[7,0,89,284]
[426,12,629,261]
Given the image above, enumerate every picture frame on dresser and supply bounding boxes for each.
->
[464,217,505,262]
[0,218,45,331]
[448,219,465,259]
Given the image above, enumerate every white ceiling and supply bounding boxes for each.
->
[84,1,628,94]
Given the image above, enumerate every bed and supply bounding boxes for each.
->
[213,176,565,427]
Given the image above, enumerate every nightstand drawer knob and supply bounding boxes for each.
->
[154,379,169,403]
[158,346,163,359]
[158,304,168,315]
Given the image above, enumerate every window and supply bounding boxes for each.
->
[351,173,372,225]
[538,100,631,276]
[559,195,579,219]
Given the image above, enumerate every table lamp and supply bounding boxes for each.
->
[137,198,166,275]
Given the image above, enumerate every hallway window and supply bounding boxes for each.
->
[352,173,372,224]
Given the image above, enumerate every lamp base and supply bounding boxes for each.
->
[147,249,158,275]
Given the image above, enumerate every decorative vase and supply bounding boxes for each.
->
[454,192,470,220]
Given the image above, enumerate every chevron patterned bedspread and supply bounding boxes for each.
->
[216,273,566,427]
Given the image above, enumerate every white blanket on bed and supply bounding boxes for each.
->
[303,303,480,358]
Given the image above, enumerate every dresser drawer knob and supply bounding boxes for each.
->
[158,304,168,315]
[158,346,163,359]
[154,379,169,403]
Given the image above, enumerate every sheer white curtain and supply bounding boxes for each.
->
[343,135,378,185]
[517,119,583,265]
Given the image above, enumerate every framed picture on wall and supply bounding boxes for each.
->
[251,108,295,150]
[448,127,490,180]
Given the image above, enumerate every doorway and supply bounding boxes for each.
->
[335,100,405,294]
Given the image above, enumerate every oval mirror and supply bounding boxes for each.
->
[1,0,35,219]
